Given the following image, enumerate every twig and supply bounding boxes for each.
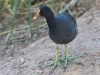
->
[31,0,51,8]
[11,23,47,40]
[0,23,46,36]
[16,9,37,15]
[59,0,78,14]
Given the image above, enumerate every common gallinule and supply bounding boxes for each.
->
[33,6,83,73]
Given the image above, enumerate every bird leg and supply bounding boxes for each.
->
[44,44,64,74]
[63,44,85,68]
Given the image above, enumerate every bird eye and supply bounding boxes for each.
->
[41,10,44,13]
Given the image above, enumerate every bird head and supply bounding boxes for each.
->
[33,6,54,20]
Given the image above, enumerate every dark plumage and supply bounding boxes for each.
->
[33,6,83,74]
[39,6,78,44]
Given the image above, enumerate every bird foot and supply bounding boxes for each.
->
[43,53,85,74]
[63,53,86,68]
[44,59,64,74]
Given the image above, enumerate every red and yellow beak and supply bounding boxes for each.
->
[33,10,40,20]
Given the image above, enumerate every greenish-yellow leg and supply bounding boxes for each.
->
[44,44,85,74]
[63,44,85,68]
[44,44,64,74]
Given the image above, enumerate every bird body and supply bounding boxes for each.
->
[37,6,78,44]
[46,13,78,44]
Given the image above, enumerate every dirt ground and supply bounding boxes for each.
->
[0,1,100,75]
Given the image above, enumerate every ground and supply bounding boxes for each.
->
[0,1,100,75]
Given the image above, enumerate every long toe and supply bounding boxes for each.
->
[44,60,66,74]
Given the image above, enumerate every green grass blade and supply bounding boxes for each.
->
[51,0,55,10]
[11,0,32,44]
[27,0,32,38]
[6,0,19,49]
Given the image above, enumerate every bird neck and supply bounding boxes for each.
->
[45,16,56,31]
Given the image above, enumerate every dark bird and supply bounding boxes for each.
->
[33,6,83,73]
